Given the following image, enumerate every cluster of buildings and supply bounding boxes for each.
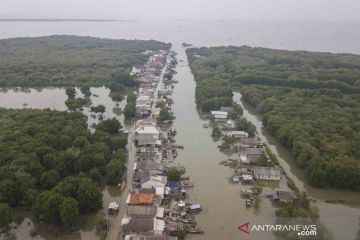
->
[210,107,296,207]
[113,50,203,239]
[131,50,172,118]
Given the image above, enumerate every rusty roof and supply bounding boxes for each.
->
[129,193,155,205]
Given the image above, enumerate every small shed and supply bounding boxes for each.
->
[272,191,297,203]
[211,111,228,119]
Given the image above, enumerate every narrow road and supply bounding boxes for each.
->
[108,127,136,240]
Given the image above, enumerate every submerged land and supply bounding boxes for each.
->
[187,46,360,192]
[0,36,359,240]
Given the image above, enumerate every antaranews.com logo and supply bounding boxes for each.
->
[238,222,317,237]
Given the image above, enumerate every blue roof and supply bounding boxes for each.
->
[169,181,177,188]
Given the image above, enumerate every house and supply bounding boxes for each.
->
[130,66,141,76]
[155,187,170,199]
[127,193,155,205]
[211,111,228,119]
[141,176,167,189]
[231,131,249,138]
[136,95,152,106]
[226,120,236,129]
[271,191,297,203]
[126,205,157,218]
[157,88,172,97]
[152,108,161,119]
[238,137,258,147]
[140,88,155,97]
[135,126,160,146]
[252,166,281,181]
[136,161,165,173]
[156,207,165,219]
[220,107,234,113]
[122,218,157,234]
[239,147,263,164]
[136,104,151,117]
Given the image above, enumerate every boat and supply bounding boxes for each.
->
[187,204,202,213]
[240,188,254,197]
[181,180,194,188]
[186,225,204,234]
[246,199,252,208]
[180,176,190,181]
[173,144,184,149]
[232,175,241,183]
[179,216,196,224]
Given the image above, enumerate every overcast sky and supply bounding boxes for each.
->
[0,0,359,22]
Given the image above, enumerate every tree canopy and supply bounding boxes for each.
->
[187,46,360,191]
[0,108,128,230]
[0,36,170,87]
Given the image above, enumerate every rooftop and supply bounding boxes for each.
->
[135,126,160,135]
[129,193,155,205]
[126,205,157,218]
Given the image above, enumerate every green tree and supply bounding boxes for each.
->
[105,159,124,185]
[59,197,79,232]
[76,178,102,213]
[159,108,173,122]
[90,105,106,114]
[0,203,12,228]
[0,180,18,207]
[96,118,122,135]
[167,169,182,182]
[80,85,91,97]
[32,191,64,225]
[40,170,61,190]
[65,87,76,99]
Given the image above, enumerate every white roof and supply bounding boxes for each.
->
[135,126,159,134]
[121,217,130,225]
[156,187,165,196]
[211,111,228,116]
[240,155,249,163]
[153,219,165,232]
[156,207,165,218]
[177,201,186,207]
[137,95,151,101]
[232,131,249,136]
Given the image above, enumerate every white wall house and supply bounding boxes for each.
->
[211,111,228,119]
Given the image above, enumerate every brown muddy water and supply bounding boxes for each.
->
[1,46,359,240]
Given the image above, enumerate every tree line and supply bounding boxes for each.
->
[187,46,360,191]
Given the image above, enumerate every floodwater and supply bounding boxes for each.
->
[0,86,130,130]
[0,19,360,240]
[233,92,360,240]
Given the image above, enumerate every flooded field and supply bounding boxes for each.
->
[1,46,359,240]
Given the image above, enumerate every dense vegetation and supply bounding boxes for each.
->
[123,93,137,119]
[187,46,360,191]
[0,35,170,87]
[0,109,127,231]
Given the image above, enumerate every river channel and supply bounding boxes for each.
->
[0,44,359,240]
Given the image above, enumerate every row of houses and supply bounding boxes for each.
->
[118,50,201,239]
[135,50,168,117]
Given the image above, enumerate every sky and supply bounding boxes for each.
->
[0,0,359,22]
